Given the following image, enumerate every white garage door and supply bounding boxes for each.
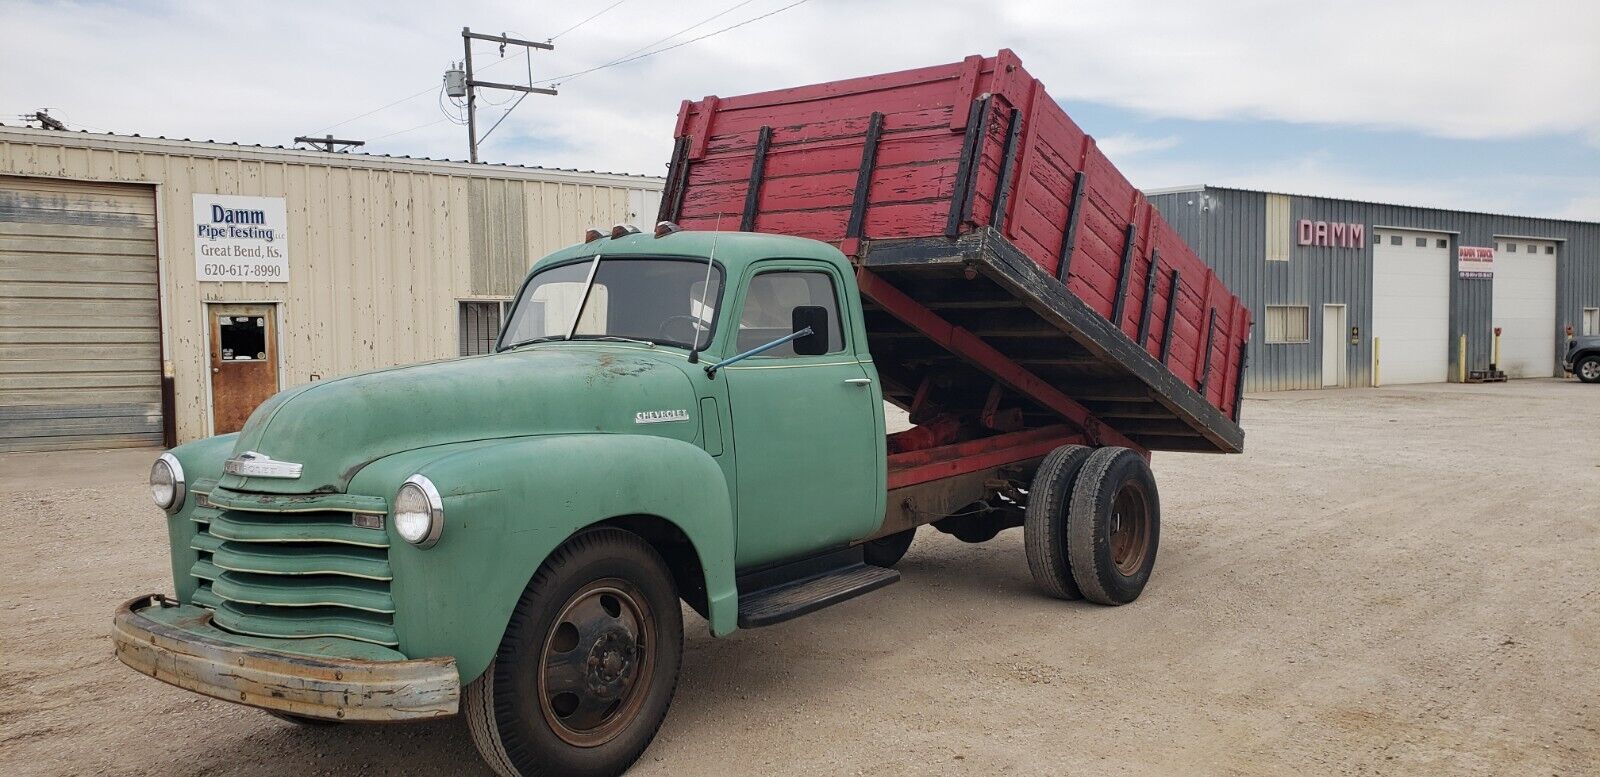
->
[1492,238,1557,378]
[0,176,162,452]
[1372,229,1450,385]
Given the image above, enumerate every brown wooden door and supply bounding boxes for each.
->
[208,305,278,434]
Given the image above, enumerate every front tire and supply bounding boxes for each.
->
[862,528,915,567]
[1577,355,1600,383]
[465,528,683,777]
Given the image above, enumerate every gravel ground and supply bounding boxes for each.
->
[2,379,1596,776]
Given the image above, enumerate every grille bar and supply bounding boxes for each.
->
[210,541,392,580]
[211,571,395,614]
[209,601,399,646]
[207,511,389,548]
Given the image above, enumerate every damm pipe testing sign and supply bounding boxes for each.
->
[193,194,289,282]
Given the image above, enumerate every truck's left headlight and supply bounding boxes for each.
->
[394,474,444,549]
[150,453,185,512]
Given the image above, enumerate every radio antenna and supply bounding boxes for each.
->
[686,213,723,364]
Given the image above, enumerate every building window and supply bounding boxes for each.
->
[1584,308,1599,336]
[459,300,511,356]
[1415,237,1427,247]
[1389,235,1402,246]
[1264,305,1310,344]
[1506,243,1517,253]
[1526,244,1537,254]
[1546,245,1556,255]
[1436,238,1448,248]
[1265,194,1291,261]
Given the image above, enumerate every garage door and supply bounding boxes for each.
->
[0,176,162,452]
[1371,229,1450,385]
[1492,238,1557,378]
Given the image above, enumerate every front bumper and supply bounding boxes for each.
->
[112,594,458,721]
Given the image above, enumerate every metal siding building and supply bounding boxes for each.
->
[1147,186,1600,392]
[0,127,661,450]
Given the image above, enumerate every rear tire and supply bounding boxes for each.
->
[1067,447,1160,605]
[464,528,683,777]
[1577,355,1600,383]
[862,528,915,568]
[1023,444,1093,600]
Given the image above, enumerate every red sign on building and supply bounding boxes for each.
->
[1297,219,1365,248]
[1459,246,1495,279]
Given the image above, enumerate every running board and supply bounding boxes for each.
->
[736,546,901,629]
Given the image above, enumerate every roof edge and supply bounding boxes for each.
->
[1154,183,1598,227]
[0,124,664,189]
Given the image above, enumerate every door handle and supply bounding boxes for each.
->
[843,378,872,386]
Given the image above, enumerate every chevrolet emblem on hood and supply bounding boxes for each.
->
[223,451,304,479]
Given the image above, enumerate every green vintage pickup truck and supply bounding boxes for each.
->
[116,225,1209,777]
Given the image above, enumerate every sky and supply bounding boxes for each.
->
[3,0,1598,220]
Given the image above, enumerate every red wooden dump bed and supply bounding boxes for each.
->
[660,50,1248,455]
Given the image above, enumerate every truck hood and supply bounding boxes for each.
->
[217,346,699,494]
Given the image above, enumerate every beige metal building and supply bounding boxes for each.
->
[0,126,662,451]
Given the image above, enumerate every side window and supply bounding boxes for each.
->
[738,270,846,356]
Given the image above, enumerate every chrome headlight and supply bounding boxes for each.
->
[150,453,185,512]
[394,474,444,549]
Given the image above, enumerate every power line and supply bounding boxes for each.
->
[548,0,628,42]
[545,0,760,84]
[369,117,452,142]
[309,40,537,135]
[317,0,810,146]
[535,0,811,88]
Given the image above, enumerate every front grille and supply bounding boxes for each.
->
[188,494,397,646]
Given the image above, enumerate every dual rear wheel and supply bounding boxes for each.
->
[1024,445,1160,605]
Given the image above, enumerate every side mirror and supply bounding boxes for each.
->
[792,305,830,356]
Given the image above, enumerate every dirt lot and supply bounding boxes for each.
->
[2,379,1596,776]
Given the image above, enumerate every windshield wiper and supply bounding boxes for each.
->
[571,335,659,348]
[565,251,603,341]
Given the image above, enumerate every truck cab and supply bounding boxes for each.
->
[115,228,905,775]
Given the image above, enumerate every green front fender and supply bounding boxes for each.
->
[350,434,737,685]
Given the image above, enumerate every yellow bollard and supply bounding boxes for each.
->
[1492,330,1501,370]
[1373,336,1381,387]
[1458,335,1467,383]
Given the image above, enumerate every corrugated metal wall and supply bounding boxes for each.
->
[0,127,662,442]
[1150,186,1600,392]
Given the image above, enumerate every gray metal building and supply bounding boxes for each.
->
[1147,186,1600,392]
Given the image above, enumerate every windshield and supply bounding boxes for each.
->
[499,257,722,351]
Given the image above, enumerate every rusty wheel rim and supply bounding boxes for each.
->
[1108,481,1151,576]
[537,579,656,748]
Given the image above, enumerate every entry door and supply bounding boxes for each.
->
[1371,230,1450,385]
[1322,305,1347,387]
[1492,238,1557,378]
[725,266,882,569]
[208,305,279,434]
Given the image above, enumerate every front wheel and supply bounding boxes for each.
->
[464,528,683,777]
[861,528,916,568]
[1577,355,1600,384]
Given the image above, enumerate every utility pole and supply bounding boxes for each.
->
[293,134,365,152]
[456,27,557,163]
[22,110,67,131]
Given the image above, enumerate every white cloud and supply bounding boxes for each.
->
[2,0,1596,190]
[1096,133,1181,159]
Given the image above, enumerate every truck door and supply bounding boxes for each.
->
[725,264,882,568]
